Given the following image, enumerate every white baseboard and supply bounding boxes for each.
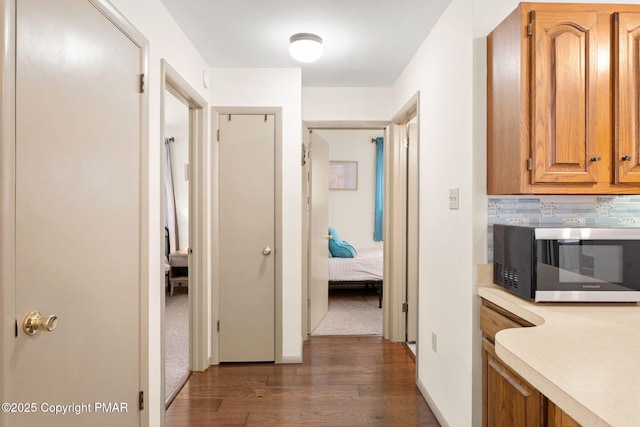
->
[279,354,302,364]
[416,378,449,427]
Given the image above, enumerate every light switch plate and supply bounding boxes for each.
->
[449,188,459,209]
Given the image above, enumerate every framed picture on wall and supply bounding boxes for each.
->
[329,161,358,190]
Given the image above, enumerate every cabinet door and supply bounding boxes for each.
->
[548,400,581,427]
[483,339,544,427]
[530,10,600,184]
[614,12,640,183]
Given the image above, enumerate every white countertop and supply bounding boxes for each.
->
[477,264,640,427]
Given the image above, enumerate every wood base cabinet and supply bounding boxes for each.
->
[487,3,640,194]
[483,338,544,426]
[481,300,580,427]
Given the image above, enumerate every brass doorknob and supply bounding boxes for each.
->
[23,311,58,336]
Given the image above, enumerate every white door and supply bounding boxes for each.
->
[12,1,143,426]
[219,114,275,362]
[307,131,330,333]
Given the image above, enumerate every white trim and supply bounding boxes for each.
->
[209,108,220,366]
[160,60,210,422]
[161,60,210,372]
[306,120,388,130]
[384,92,420,344]
[417,378,449,427]
[384,122,407,342]
[280,355,303,364]
[0,3,17,425]
[301,125,310,337]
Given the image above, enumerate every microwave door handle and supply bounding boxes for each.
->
[540,240,557,265]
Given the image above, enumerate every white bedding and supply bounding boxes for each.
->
[328,247,383,282]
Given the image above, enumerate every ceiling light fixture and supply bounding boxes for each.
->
[289,33,323,63]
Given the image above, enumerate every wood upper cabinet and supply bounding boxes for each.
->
[487,3,640,194]
[614,12,640,183]
[531,10,599,184]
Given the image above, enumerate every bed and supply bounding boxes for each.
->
[328,247,383,307]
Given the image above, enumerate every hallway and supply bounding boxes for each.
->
[165,336,440,426]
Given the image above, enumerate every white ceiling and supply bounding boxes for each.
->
[160,0,451,87]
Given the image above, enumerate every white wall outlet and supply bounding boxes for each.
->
[431,332,437,353]
[449,188,459,210]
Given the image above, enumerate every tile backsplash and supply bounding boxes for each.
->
[487,195,640,262]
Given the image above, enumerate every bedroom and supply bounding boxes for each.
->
[309,128,385,336]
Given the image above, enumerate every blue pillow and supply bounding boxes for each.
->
[328,227,357,258]
[328,227,342,243]
[331,241,357,258]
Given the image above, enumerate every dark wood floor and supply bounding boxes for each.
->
[166,336,440,426]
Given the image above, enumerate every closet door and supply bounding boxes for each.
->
[218,114,275,362]
[12,1,144,425]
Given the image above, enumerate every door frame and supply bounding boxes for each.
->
[301,125,310,337]
[160,60,209,411]
[386,92,420,345]
[211,106,284,364]
[0,0,150,425]
[302,121,391,339]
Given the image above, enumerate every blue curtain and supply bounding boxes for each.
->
[374,137,384,241]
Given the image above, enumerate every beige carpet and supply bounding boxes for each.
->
[164,287,189,400]
[311,286,382,336]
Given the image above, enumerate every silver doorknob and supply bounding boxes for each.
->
[262,247,272,255]
[23,311,58,336]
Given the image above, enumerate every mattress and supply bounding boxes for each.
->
[328,247,383,282]
[169,250,188,267]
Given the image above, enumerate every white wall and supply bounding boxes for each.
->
[165,90,190,251]
[104,1,211,425]
[302,87,393,122]
[392,0,475,425]
[209,68,303,361]
[315,129,383,250]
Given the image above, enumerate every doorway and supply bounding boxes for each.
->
[307,128,385,336]
[405,117,419,350]
[163,88,190,403]
[386,93,420,356]
[160,61,209,415]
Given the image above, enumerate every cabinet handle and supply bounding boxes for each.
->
[590,156,601,162]
[622,155,632,161]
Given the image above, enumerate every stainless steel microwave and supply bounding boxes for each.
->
[493,224,640,302]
